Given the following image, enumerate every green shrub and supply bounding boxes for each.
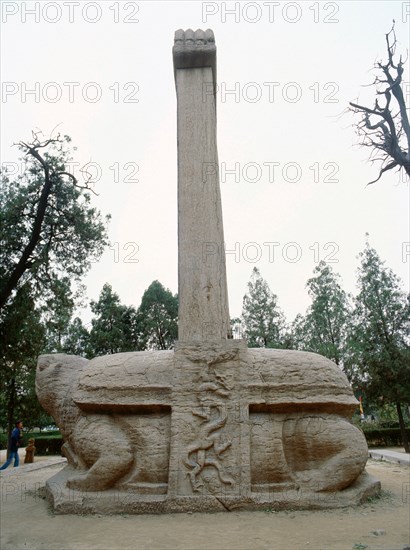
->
[363,427,410,447]
[33,436,63,456]
[0,432,63,455]
[0,433,7,450]
[0,430,61,448]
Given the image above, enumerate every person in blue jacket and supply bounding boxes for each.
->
[0,421,23,470]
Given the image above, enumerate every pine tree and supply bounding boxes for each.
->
[347,242,410,451]
[42,278,76,353]
[88,284,139,356]
[63,317,91,357]
[242,267,285,348]
[136,281,178,350]
[0,284,45,447]
[292,262,350,366]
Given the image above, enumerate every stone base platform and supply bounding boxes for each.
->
[46,466,380,514]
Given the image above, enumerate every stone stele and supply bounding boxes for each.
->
[36,29,380,514]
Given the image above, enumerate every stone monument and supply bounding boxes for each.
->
[36,29,380,514]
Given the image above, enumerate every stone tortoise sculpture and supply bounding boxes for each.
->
[36,342,374,511]
[35,29,379,513]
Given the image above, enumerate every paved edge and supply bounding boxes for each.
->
[368,449,410,465]
[0,457,67,476]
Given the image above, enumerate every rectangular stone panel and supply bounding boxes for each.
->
[249,405,293,492]
[169,342,245,498]
[119,407,171,494]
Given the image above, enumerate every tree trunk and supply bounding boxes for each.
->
[396,402,410,453]
[6,378,16,460]
[0,147,52,310]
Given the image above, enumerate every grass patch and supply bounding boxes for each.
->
[363,489,394,506]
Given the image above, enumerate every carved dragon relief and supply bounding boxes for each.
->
[182,348,237,492]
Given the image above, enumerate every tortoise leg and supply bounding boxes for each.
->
[67,415,134,492]
[282,414,368,492]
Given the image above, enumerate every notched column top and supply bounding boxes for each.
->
[173,29,216,77]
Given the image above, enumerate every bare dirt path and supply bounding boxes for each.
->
[1,459,409,550]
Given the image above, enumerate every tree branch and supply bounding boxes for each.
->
[0,134,95,310]
[349,23,410,183]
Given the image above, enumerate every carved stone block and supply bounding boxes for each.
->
[35,28,380,513]
[36,344,379,513]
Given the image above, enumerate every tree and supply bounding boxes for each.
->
[292,262,350,366]
[88,283,139,356]
[0,284,46,449]
[0,131,109,438]
[230,317,244,340]
[136,281,178,350]
[241,267,285,348]
[349,24,410,184]
[0,132,109,310]
[62,317,91,357]
[346,242,410,451]
[42,278,76,353]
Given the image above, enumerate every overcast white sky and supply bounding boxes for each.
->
[1,0,409,326]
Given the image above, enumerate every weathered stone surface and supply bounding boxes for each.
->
[36,345,377,512]
[35,28,380,513]
[173,28,216,81]
[175,31,229,342]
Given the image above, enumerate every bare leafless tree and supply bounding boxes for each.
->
[350,24,410,184]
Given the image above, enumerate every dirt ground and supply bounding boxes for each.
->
[0,458,409,550]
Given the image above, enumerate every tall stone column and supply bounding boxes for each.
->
[173,29,230,342]
[37,29,379,514]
